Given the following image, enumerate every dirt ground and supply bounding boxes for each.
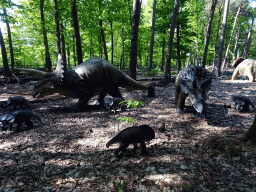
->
[0,70,256,191]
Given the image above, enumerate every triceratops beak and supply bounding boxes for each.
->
[193,102,203,113]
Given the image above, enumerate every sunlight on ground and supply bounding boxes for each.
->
[0,142,15,149]
[145,174,181,184]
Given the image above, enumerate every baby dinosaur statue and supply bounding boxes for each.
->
[17,55,155,112]
[231,57,256,82]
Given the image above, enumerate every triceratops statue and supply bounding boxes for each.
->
[17,55,155,112]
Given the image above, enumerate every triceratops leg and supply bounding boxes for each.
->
[108,87,123,99]
[177,91,187,114]
[73,97,92,112]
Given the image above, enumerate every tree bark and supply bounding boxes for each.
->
[165,0,179,82]
[243,18,254,59]
[0,28,12,77]
[148,0,157,71]
[202,0,217,68]
[221,3,243,70]
[129,0,142,80]
[3,8,14,70]
[54,0,61,54]
[40,0,52,72]
[233,21,240,59]
[216,0,230,77]
[242,114,256,144]
[72,0,83,64]
[99,19,108,61]
[176,22,181,72]
[60,24,67,72]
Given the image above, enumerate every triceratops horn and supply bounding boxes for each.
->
[54,54,64,79]
[15,68,48,77]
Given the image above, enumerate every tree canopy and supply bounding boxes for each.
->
[0,0,255,74]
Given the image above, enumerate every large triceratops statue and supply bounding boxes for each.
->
[17,55,155,112]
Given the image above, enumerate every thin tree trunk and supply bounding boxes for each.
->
[161,37,165,71]
[221,3,243,70]
[40,0,52,72]
[60,24,67,72]
[243,18,254,59]
[3,8,14,70]
[202,0,217,68]
[0,28,12,77]
[72,0,83,64]
[121,27,125,69]
[176,22,181,72]
[216,0,230,77]
[148,0,157,71]
[165,0,179,82]
[54,0,61,54]
[233,21,240,59]
[129,0,142,80]
[111,21,114,64]
[99,19,108,61]
[72,35,76,66]
[213,2,224,69]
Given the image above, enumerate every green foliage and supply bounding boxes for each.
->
[113,181,126,192]
[120,100,144,109]
[118,116,135,124]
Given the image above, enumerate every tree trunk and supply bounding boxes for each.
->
[54,0,61,54]
[40,0,52,72]
[216,0,230,77]
[72,0,83,64]
[111,21,114,64]
[99,19,108,61]
[121,27,125,69]
[221,3,243,70]
[60,24,67,72]
[161,37,165,72]
[202,0,217,68]
[3,8,14,70]
[176,22,181,72]
[213,2,224,69]
[129,0,142,80]
[0,28,12,77]
[242,114,256,144]
[233,21,240,59]
[72,35,76,66]
[148,0,157,71]
[243,18,254,59]
[165,0,179,82]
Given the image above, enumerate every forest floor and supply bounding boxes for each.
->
[0,70,256,191]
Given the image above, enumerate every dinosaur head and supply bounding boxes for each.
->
[179,66,212,113]
[17,54,64,98]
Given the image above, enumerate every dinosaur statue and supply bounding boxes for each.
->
[6,96,32,110]
[106,124,155,158]
[232,95,255,112]
[0,110,42,132]
[17,55,155,112]
[231,57,256,82]
[104,97,126,112]
[175,66,213,117]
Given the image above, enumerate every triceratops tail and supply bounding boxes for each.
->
[33,115,42,125]
[148,86,155,97]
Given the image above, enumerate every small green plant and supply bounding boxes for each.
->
[113,181,126,192]
[118,116,135,123]
[120,99,144,109]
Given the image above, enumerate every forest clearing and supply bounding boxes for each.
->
[0,71,255,191]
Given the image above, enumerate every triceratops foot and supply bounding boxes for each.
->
[177,108,185,114]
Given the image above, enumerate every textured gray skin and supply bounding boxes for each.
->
[106,125,155,157]
[231,58,256,82]
[6,96,32,110]
[175,66,212,117]
[0,110,42,132]
[232,95,255,112]
[22,56,155,112]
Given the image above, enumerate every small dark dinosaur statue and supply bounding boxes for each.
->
[104,97,126,112]
[17,55,155,112]
[6,96,32,110]
[106,125,155,158]
[232,95,255,112]
[175,66,213,117]
[0,110,42,132]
